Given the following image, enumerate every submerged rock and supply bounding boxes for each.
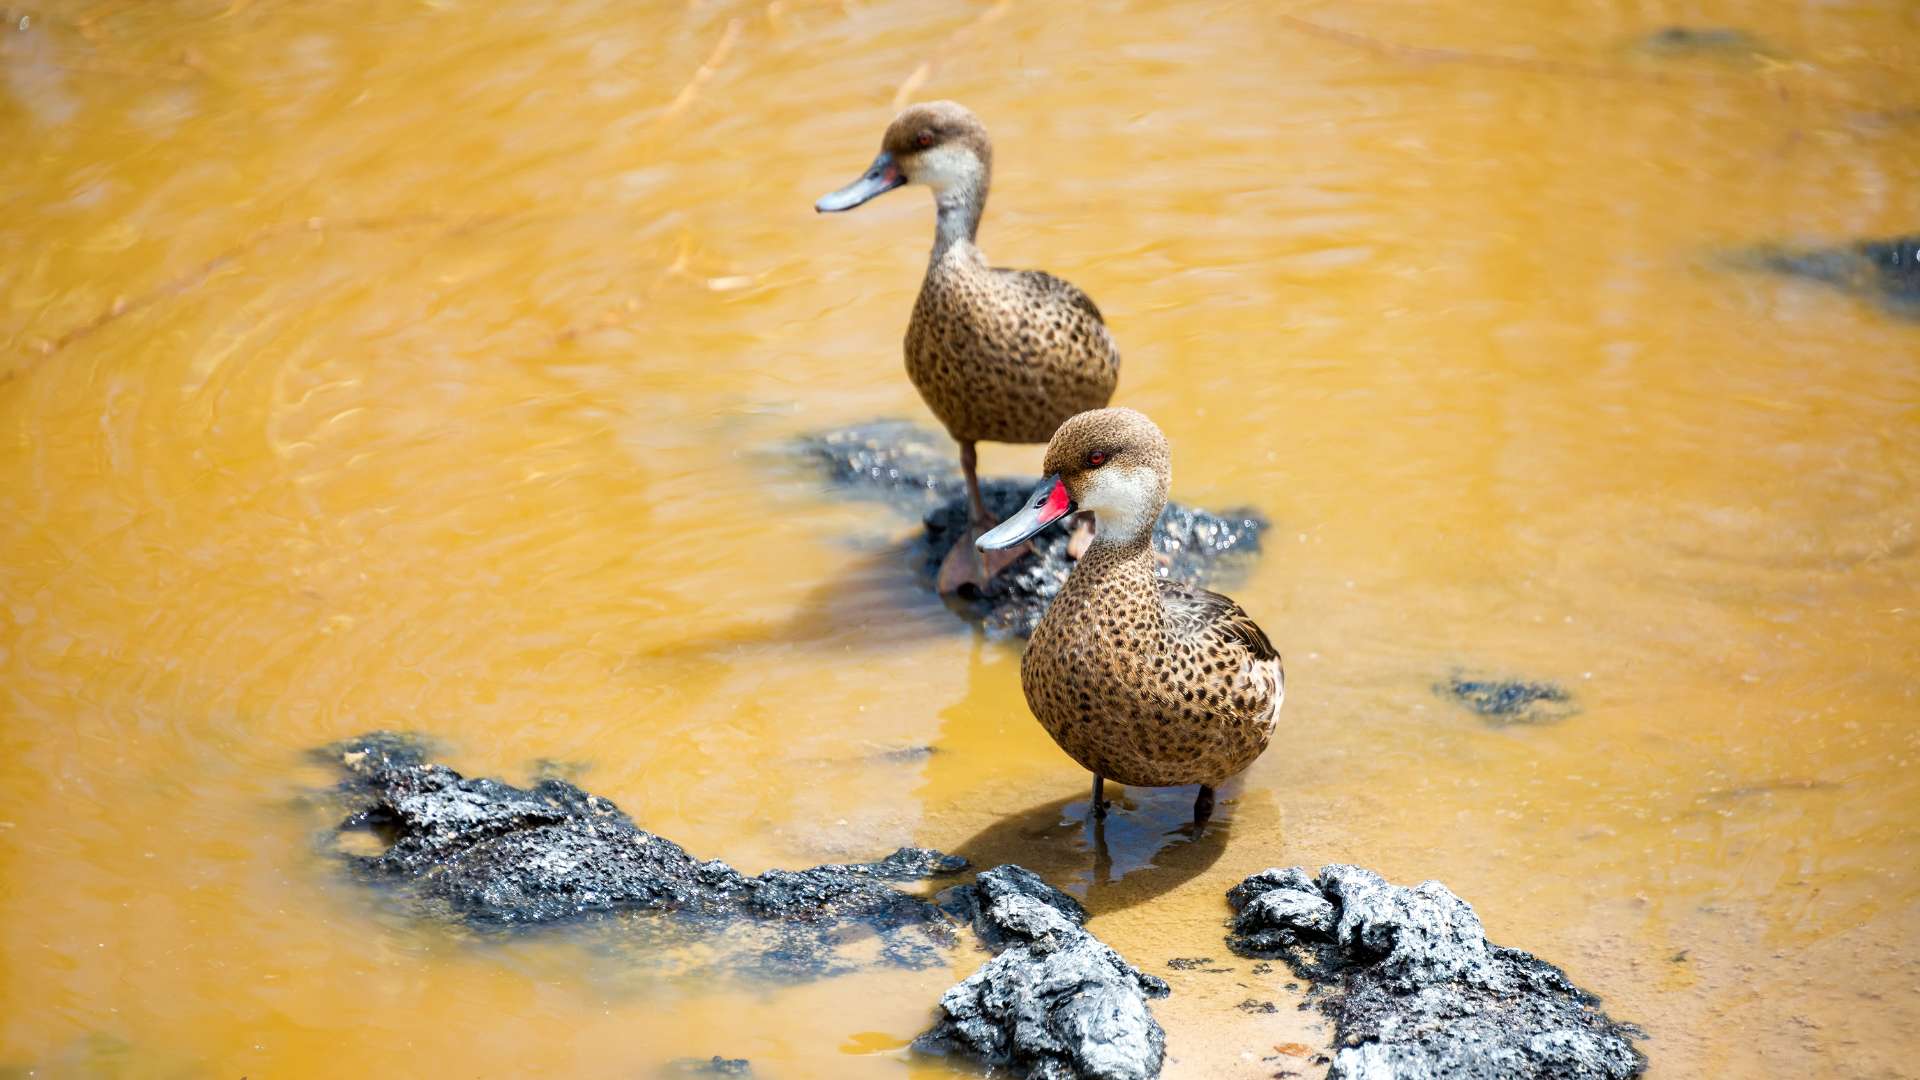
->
[1437,674,1577,725]
[1226,866,1645,1080]
[660,1057,753,1077]
[323,733,967,979]
[1744,236,1920,319]
[797,420,1265,638]
[917,865,1170,1080]
[1631,26,1776,60]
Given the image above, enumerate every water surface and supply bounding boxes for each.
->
[3,1,1917,1076]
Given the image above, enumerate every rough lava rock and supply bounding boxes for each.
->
[916,865,1171,1080]
[323,733,967,978]
[1226,866,1646,1080]
[796,420,1265,638]
[1744,236,1920,318]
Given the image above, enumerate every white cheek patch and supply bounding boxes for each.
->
[909,145,977,194]
[1079,466,1159,544]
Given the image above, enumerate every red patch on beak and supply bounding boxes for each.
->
[1042,477,1071,520]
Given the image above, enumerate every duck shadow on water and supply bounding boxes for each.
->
[629,545,968,666]
[947,785,1246,917]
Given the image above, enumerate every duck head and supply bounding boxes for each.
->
[978,408,1171,552]
[815,101,993,218]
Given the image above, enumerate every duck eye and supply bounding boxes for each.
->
[1086,450,1108,467]
[916,130,936,148]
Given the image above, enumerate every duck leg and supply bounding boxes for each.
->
[1193,784,1215,825]
[1090,773,1109,820]
[936,441,1031,594]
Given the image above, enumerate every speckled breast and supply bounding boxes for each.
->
[1019,616,1280,789]
[904,263,1119,446]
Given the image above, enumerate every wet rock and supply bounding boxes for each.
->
[1744,236,1920,319]
[1437,674,1576,725]
[1165,956,1232,974]
[796,419,958,508]
[873,744,940,764]
[660,1056,753,1077]
[917,865,1170,1080]
[797,420,1265,638]
[1227,865,1646,1080]
[323,733,967,979]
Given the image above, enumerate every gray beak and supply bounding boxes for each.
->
[977,475,1074,550]
[815,151,906,212]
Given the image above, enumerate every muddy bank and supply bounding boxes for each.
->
[918,865,1170,1080]
[797,421,1265,637]
[1227,866,1645,1080]
[323,733,967,979]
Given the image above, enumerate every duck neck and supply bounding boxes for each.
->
[930,177,987,261]
[1069,521,1159,589]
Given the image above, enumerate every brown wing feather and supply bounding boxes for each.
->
[1158,580,1280,662]
[996,267,1107,325]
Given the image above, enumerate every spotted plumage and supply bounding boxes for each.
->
[907,255,1117,444]
[817,101,1120,591]
[981,409,1283,815]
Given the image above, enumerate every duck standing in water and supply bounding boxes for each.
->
[977,408,1283,824]
[816,101,1121,594]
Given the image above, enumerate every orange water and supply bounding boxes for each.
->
[3,1,1917,1076]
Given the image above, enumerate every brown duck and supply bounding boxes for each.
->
[977,408,1283,823]
[816,101,1120,593]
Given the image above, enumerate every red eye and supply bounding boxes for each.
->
[916,130,935,148]
[1087,450,1108,467]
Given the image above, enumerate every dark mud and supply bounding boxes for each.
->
[797,420,1265,637]
[1227,865,1645,1080]
[1744,236,1920,319]
[917,865,1171,1080]
[322,733,967,980]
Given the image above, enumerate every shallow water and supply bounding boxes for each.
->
[3,1,1917,1076]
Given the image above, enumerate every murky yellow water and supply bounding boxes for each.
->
[4,1,1918,1076]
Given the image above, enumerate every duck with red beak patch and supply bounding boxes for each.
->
[990,408,1284,827]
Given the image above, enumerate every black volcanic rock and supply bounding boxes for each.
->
[1227,865,1645,1080]
[917,866,1171,1080]
[323,733,966,979]
[796,420,1264,638]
